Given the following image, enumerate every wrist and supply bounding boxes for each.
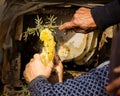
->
[29,75,48,89]
[89,9,97,28]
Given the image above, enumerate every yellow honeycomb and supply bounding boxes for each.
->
[40,28,56,66]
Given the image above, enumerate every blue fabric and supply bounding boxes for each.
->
[29,63,109,96]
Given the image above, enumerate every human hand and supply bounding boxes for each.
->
[54,54,63,82]
[106,66,120,96]
[59,7,97,33]
[23,53,53,83]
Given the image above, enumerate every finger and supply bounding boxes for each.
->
[23,64,29,76]
[116,89,120,96]
[23,71,28,81]
[30,58,34,62]
[25,64,29,68]
[59,21,75,30]
[114,66,120,73]
[47,66,53,71]
[54,61,63,72]
[33,53,40,59]
[48,62,54,69]
[54,53,61,65]
[23,71,26,77]
[106,77,120,92]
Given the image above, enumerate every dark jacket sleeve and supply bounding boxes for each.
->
[28,64,109,96]
[91,0,120,31]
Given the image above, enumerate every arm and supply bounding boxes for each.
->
[28,64,109,96]
[91,0,120,31]
[59,0,120,32]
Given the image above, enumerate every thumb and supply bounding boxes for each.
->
[106,77,120,93]
[59,21,75,30]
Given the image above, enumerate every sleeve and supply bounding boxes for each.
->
[28,64,109,96]
[91,0,120,31]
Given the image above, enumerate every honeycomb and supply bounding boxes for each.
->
[40,28,56,65]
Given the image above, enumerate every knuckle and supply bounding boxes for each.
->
[34,53,40,59]
[73,14,78,18]
[23,71,26,77]
[26,64,29,67]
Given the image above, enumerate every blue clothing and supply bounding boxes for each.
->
[29,63,109,96]
[91,0,120,31]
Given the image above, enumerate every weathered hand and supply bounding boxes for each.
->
[59,7,96,32]
[23,53,53,83]
[106,66,120,95]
